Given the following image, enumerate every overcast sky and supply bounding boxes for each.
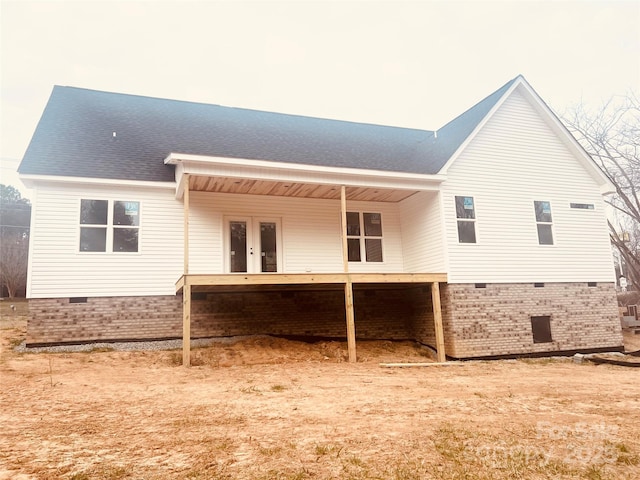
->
[1,0,639,197]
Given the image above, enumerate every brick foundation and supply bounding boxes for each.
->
[26,287,430,346]
[440,282,623,358]
[26,283,623,358]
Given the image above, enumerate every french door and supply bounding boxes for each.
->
[226,217,282,273]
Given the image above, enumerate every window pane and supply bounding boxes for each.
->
[365,238,383,262]
[346,212,360,236]
[363,213,382,237]
[260,222,277,273]
[113,228,139,252]
[347,238,361,261]
[80,199,108,225]
[457,221,476,243]
[113,201,140,226]
[534,201,552,222]
[537,224,553,245]
[80,227,107,252]
[230,221,247,272]
[455,196,475,219]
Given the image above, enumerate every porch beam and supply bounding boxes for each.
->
[182,278,191,367]
[431,281,446,363]
[341,185,357,363]
[174,273,449,292]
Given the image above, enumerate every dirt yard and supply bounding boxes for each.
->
[1,301,639,480]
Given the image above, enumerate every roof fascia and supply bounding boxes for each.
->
[19,174,176,190]
[165,152,446,183]
[438,77,522,175]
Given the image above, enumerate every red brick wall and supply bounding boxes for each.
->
[26,283,623,358]
[440,282,623,358]
[26,287,432,345]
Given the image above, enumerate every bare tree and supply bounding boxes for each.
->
[0,185,31,298]
[563,93,640,291]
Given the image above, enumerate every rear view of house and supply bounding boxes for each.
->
[18,75,623,362]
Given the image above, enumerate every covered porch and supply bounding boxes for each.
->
[167,152,448,366]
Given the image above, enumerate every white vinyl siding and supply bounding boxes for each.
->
[441,88,615,283]
[398,190,446,272]
[28,183,183,298]
[29,184,414,299]
[188,192,405,275]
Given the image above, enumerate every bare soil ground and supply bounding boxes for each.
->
[1,300,639,480]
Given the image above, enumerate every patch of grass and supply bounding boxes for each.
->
[255,469,311,480]
[69,465,129,480]
[611,442,640,465]
[85,346,115,353]
[314,443,343,457]
[258,444,283,456]
[270,384,287,392]
[240,385,262,394]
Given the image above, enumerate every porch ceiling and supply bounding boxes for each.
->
[188,175,419,202]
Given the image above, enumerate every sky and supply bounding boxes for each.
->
[1,0,639,198]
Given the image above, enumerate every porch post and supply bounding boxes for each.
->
[431,282,446,362]
[183,279,191,366]
[341,185,357,362]
[183,174,191,366]
[183,174,190,275]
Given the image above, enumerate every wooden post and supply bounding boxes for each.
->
[345,279,357,362]
[431,282,446,362]
[183,280,191,367]
[182,174,191,366]
[183,173,190,275]
[341,186,357,362]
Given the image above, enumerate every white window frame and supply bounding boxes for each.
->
[78,199,141,254]
[533,200,554,246]
[346,211,384,263]
[454,195,477,244]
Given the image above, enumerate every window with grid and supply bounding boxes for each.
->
[346,212,383,262]
[534,200,553,245]
[455,196,476,243]
[80,199,140,252]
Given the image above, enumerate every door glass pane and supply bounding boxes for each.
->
[230,221,247,272]
[260,222,277,272]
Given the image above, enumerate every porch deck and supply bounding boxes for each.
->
[176,272,448,366]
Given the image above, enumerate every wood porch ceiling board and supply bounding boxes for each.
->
[186,175,420,202]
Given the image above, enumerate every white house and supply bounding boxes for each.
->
[19,75,623,364]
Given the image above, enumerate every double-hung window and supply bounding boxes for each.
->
[455,196,476,243]
[80,199,140,252]
[346,212,383,262]
[534,200,553,245]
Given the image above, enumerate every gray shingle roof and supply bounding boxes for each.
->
[19,77,519,182]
